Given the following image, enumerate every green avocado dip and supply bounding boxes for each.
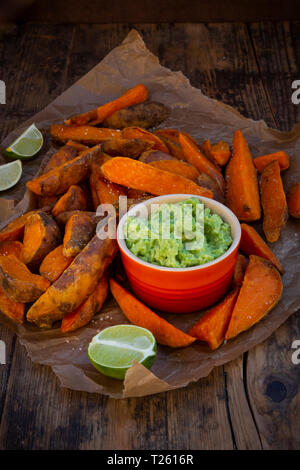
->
[124,198,233,268]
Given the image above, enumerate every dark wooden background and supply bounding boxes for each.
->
[0,22,300,450]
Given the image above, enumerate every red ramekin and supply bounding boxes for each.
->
[117,194,241,313]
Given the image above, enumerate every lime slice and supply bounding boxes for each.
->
[88,325,157,380]
[0,160,22,191]
[3,124,43,160]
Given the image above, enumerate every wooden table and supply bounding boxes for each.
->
[0,22,300,450]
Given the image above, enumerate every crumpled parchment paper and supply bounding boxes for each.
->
[0,30,299,398]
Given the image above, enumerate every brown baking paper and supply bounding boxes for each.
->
[0,30,300,398]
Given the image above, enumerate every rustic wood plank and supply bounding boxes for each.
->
[18,0,300,24]
[246,315,300,450]
[223,358,262,449]
[249,21,300,131]
[166,367,234,450]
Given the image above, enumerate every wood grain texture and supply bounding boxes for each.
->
[0,22,299,450]
[17,0,300,24]
[249,21,300,131]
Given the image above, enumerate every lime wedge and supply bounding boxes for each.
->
[3,124,43,160]
[0,160,22,191]
[88,325,157,380]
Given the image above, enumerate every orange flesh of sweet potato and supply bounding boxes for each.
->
[0,286,24,324]
[26,144,101,197]
[231,253,248,289]
[287,182,300,218]
[63,212,96,257]
[101,157,213,198]
[225,255,283,340]
[89,154,127,208]
[188,289,239,349]
[101,138,153,158]
[110,279,196,348]
[148,159,199,182]
[253,151,290,173]
[39,245,75,283]
[22,212,61,269]
[225,130,261,221]
[211,141,231,166]
[50,125,121,145]
[260,160,288,243]
[240,223,283,273]
[43,141,87,173]
[51,185,87,217]
[61,274,108,333]
[0,255,50,303]
[0,241,24,261]
[65,84,149,126]
[121,127,169,153]
[179,133,225,191]
[0,211,37,243]
[27,235,118,328]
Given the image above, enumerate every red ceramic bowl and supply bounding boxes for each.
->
[117,194,241,313]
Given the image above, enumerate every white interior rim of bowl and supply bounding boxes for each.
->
[117,194,241,272]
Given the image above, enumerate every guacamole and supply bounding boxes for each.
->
[125,198,233,268]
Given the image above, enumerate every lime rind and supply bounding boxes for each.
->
[4,124,43,159]
[0,160,22,191]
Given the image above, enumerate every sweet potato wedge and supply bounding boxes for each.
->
[101,157,213,198]
[188,289,239,349]
[0,286,24,324]
[27,234,118,328]
[260,160,288,243]
[43,141,87,173]
[121,127,169,153]
[179,133,225,191]
[0,255,50,302]
[156,134,185,160]
[196,173,225,203]
[240,223,283,273]
[61,273,108,333]
[201,140,231,167]
[225,130,261,221]
[0,211,37,243]
[26,144,101,197]
[110,279,196,348]
[139,150,177,164]
[231,253,248,289]
[54,210,97,226]
[39,245,75,283]
[63,212,96,257]
[253,151,290,173]
[102,101,170,129]
[287,182,300,218]
[51,185,87,217]
[90,156,127,208]
[0,240,24,261]
[148,159,199,182]
[22,212,61,269]
[225,255,283,340]
[38,195,58,211]
[50,125,121,145]
[155,129,200,149]
[101,138,153,158]
[65,84,149,126]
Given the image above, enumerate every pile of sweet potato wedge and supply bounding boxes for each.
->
[0,83,299,350]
